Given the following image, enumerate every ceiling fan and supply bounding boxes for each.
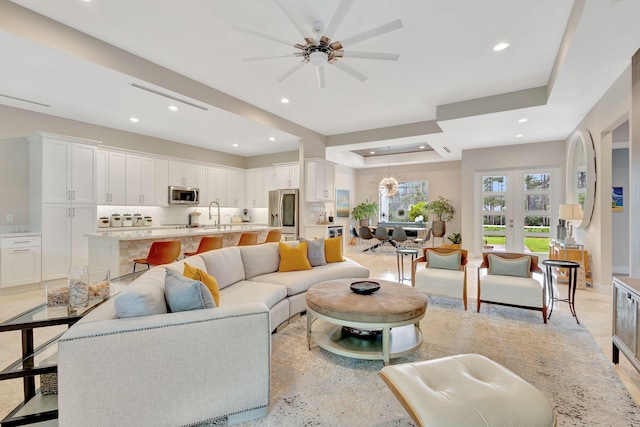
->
[233,0,403,88]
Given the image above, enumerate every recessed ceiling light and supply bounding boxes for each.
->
[515,134,524,138]
[129,117,139,123]
[518,118,528,123]
[370,151,375,155]
[493,42,510,52]
[232,143,239,147]
[168,105,178,111]
[280,98,290,104]
[269,137,276,141]
[419,145,426,149]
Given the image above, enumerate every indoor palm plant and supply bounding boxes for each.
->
[427,196,456,237]
[351,199,379,226]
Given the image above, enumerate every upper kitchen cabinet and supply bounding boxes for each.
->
[96,149,126,205]
[29,133,99,204]
[169,160,198,187]
[225,169,245,207]
[246,168,275,208]
[275,162,300,189]
[126,154,160,206]
[207,167,226,206]
[305,159,335,202]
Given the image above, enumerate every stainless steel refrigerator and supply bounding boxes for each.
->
[268,189,299,240]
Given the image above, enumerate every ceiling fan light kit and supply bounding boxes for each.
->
[234,0,402,88]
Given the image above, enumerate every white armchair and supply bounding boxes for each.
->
[412,248,468,309]
[477,252,549,323]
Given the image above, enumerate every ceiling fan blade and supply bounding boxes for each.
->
[242,53,300,62]
[323,0,355,40]
[332,61,367,82]
[332,19,403,49]
[274,0,313,41]
[277,60,307,82]
[233,25,299,48]
[340,51,400,61]
[316,66,326,89]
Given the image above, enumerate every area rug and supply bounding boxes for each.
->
[237,298,640,426]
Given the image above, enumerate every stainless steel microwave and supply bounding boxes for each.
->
[168,186,199,205]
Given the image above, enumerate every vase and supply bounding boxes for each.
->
[68,266,89,311]
[88,267,111,301]
[432,220,446,238]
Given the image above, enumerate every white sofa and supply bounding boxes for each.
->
[58,241,369,426]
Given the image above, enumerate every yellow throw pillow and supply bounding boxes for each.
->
[278,241,312,272]
[183,263,220,307]
[324,236,345,263]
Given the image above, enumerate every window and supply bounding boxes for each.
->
[379,180,428,221]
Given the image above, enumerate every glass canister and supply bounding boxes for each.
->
[68,266,89,311]
[88,267,111,301]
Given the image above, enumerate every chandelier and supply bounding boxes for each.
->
[379,146,398,197]
[379,176,399,197]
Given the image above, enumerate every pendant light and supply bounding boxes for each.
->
[379,146,398,197]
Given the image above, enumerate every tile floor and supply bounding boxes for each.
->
[1,244,639,421]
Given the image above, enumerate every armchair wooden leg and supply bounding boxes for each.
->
[542,307,548,324]
[477,299,481,313]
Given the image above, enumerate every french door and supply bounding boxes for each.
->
[477,168,559,254]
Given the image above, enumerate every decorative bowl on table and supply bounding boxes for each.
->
[350,281,380,295]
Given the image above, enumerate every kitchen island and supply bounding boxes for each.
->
[87,225,276,277]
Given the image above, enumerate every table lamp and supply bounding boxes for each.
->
[559,204,582,244]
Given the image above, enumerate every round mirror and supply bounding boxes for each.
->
[566,129,596,229]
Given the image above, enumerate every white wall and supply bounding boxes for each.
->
[612,148,630,274]
[568,65,632,289]
[461,140,566,257]
[0,137,29,228]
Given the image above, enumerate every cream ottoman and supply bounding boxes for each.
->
[379,354,556,427]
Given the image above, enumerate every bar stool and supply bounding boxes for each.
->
[237,232,258,246]
[132,240,181,272]
[396,248,419,283]
[184,235,223,257]
[263,229,282,243]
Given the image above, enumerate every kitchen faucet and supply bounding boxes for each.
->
[208,200,220,226]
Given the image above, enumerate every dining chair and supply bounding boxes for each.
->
[184,235,223,257]
[133,240,181,272]
[392,226,408,248]
[372,226,396,251]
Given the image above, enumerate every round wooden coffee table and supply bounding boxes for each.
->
[306,279,428,365]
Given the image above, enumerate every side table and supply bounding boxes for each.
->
[542,259,580,324]
[396,248,419,283]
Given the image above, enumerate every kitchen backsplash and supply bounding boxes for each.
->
[97,206,269,228]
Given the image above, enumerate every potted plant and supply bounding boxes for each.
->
[445,232,462,248]
[351,199,379,226]
[427,196,456,238]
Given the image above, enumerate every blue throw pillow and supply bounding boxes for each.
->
[164,270,216,312]
[427,251,461,270]
[488,254,531,278]
[114,281,168,318]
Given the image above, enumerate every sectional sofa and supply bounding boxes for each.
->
[57,240,369,426]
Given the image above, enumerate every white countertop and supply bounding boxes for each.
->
[87,225,276,241]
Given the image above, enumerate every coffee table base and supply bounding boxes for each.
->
[307,308,424,365]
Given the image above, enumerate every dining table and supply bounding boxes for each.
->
[361,225,430,252]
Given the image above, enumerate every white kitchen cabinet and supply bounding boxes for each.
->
[156,159,169,207]
[275,163,300,189]
[225,169,245,207]
[97,150,126,205]
[30,133,98,204]
[126,154,158,205]
[305,159,335,202]
[207,167,226,206]
[263,168,277,192]
[41,203,96,280]
[169,161,198,187]
[197,166,208,206]
[246,169,276,207]
[0,235,41,288]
